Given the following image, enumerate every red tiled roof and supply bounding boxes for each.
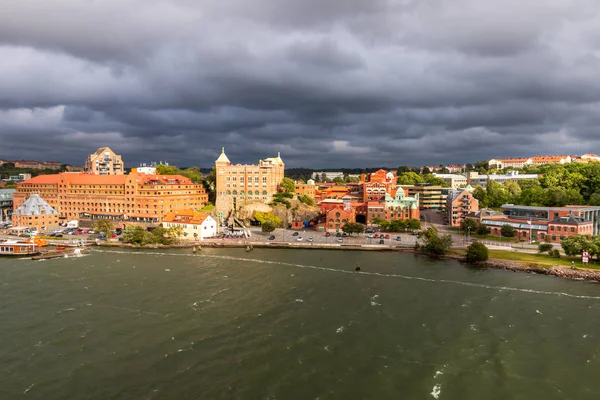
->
[20,175,60,184]
[162,210,211,224]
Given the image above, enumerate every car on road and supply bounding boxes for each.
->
[367,233,374,238]
[297,236,303,242]
[307,237,314,242]
[268,235,275,241]
[395,236,402,241]
[336,232,342,237]
[412,231,420,236]
[379,239,385,244]
[292,232,299,236]
[385,234,390,239]
[325,232,331,237]
[337,238,343,243]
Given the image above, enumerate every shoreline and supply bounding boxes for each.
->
[94,241,600,283]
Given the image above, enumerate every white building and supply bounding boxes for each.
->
[161,211,217,240]
[468,171,539,186]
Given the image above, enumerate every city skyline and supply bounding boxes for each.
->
[2,1,600,167]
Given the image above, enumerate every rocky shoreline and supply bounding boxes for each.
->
[94,241,600,283]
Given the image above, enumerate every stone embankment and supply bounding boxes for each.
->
[484,258,600,282]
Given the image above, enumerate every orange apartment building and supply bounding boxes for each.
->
[13,172,208,224]
[295,180,316,199]
[446,188,479,227]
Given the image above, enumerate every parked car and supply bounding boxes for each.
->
[337,238,343,243]
[115,228,123,235]
[307,237,314,242]
[292,232,299,236]
[385,234,390,239]
[325,232,331,237]
[268,235,275,241]
[336,232,342,237]
[379,239,385,244]
[367,233,374,238]
[297,237,303,242]
[395,236,402,241]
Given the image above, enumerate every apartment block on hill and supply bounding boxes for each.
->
[85,147,124,175]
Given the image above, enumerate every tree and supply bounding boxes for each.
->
[342,222,365,235]
[371,216,385,225]
[405,218,421,231]
[261,221,276,233]
[501,224,517,238]
[472,186,488,207]
[166,225,184,239]
[94,220,114,236]
[419,227,453,256]
[538,243,553,253]
[254,211,283,227]
[332,176,345,185]
[423,174,446,186]
[397,172,424,185]
[280,177,296,193]
[397,166,412,174]
[476,224,491,235]
[121,226,153,245]
[466,242,489,263]
[421,167,431,175]
[474,160,489,173]
[297,194,316,206]
[460,218,478,232]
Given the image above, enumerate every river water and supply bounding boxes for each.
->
[2,248,600,399]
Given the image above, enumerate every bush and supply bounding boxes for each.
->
[549,249,561,258]
[476,224,491,235]
[261,221,276,233]
[538,243,553,253]
[466,242,489,263]
[501,224,517,238]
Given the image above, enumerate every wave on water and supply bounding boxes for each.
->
[94,250,600,300]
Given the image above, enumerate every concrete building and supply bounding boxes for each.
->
[489,155,572,170]
[501,204,600,235]
[13,172,208,224]
[3,173,32,183]
[215,148,285,215]
[12,194,59,231]
[579,153,600,163]
[0,189,15,222]
[132,167,157,175]
[313,171,345,181]
[403,184,446,209]
[467,171,539,187]
[446,189,479,227]
[162,211,217,240]
[85,147,124,175]
[432,173,468,188]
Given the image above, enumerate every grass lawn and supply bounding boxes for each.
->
[470,233,517,243]
[199,204,215,212]
[450,248,600,270]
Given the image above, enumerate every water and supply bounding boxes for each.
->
[2,248,600,399]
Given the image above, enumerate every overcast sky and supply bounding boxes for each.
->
[1,0,600,168]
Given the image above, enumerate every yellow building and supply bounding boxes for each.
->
[12,194,60,231]
[215,148,285,214]
[85,147,124,175]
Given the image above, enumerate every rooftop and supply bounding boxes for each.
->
[13,194,58,216]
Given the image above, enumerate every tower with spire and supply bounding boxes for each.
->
[214,147,285,215]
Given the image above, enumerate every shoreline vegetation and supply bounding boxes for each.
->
[94,240,600,283]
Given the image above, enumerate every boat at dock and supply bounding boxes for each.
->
[0,240,42,257]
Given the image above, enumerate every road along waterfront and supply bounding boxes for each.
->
[2,248,600,399]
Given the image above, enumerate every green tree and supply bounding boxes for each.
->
[424,174,446,186]
[486,180,509,208]
[472,186,488,207]
[332,176,346,185]
[476,224,491,235]
[261,221,276,233]
[397,166,412,174]
[371,216,385,225]
[460,218,478,232]
[94,220,114,236]
[297,194,316,206]
[501,224,517,238]
[121,226,153,245]
[418,227,453,256]
[254,211,283,227]
[397,172,424,185]
[405,218,421,231]
[342,222,365,235]
[167,225,184,239]
[389,219,407,232]
[151,226,173,245]
[474,160,489,173]
[466,242,489,263]
[280,177,296,193]
[538,243,553,253]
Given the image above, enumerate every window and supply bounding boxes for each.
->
[571,227,575,233]
[262,190,267,195]
[550,226,554,231]
[226,190,231,195]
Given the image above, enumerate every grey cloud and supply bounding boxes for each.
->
[1,0,600,168]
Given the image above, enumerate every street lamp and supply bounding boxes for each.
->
[528,219,532,244]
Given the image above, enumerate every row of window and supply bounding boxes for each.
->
[226,183,267,188]
[226,190,268,196]
[226,176,268,182]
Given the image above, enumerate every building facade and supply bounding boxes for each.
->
[325,198,356,232]
[501,204,600,235]
[85,147,124,175]
[12,194,59,231]
[432,174,467,188]
[295,180,316,199]
[162,211,217,240]
[214,148,285,215]
[447,189,479,227]
[13,172,208,224]
[403,184,446,209]
[467,171,539,187]
[0,189,15,222]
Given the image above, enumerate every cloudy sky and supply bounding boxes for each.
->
[1,0,600,168]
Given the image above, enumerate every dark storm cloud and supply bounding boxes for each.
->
[1,0,600,168]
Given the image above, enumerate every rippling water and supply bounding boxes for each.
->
[2,248,600,399]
